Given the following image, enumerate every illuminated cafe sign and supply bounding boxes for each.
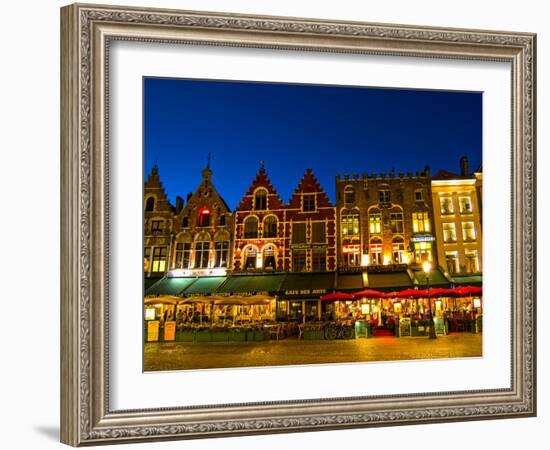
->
[284,289,327,296]
[342,244,361,254]
[411,233,435,243]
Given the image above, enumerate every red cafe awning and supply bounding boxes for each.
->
[392,288,424,299]
[320,292,355,301]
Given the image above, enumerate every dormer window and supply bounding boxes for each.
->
[254,189,267,210]
[198,207,211,227]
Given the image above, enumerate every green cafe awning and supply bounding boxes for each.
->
[180,276,227,295]
[145,277,196,296]
[366,271,413,290]
[450,274,482,286]
[335,272,368,291]
[412,269,450,287]
[279,273,335,299]
[217,274,286,295]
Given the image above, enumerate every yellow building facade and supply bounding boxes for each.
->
[431,176,482,277]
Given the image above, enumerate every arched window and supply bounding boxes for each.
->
[389,208,404,233]
[344,185,355,204]
[198,207,211,227]
[392,236,406,263]
[243,216,258,239]
[145,197,155,212]
[244,246,258,270]
[370,237,383,265]
[263,215,278,238]
[194,240,210,269]
[174,233,192,269]
[254,189,267,210]
[263,245,276,270]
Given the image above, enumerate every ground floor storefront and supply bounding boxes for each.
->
[144,332,483,371]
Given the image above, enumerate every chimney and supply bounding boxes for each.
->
[186,192,193,202]
[460,156,469,176]
[175,196,184,214]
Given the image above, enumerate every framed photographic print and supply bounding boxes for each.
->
[60,3,536,446]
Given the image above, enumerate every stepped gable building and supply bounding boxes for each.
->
[143,166,176,282]
[171,164,234,272]
[286,169,337,272]
[431,157,483,280]
[233,164,286,272]
[335,167,436,270]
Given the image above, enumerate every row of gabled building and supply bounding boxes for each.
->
[144,157,482,296]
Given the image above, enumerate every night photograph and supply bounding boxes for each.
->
[142,77,483,371]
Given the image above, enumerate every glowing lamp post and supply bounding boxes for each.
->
[423,261,436,339]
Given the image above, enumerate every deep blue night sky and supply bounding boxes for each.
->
[144,78,482,207]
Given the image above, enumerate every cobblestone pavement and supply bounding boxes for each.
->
[144,333,482,371]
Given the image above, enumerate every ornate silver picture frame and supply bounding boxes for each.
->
[60,3,536,446]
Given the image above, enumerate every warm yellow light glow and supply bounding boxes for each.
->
[361,304,370,314]
[361,254,370,267]
[383,255,391,265]
[423,261,432,274]
[402,254,410,264]
[145,308,156,321]
[256,255,262,269]
[474,298,481,308]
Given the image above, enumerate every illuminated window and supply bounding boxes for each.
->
[311,222,326,243]
[263,245,276,270]
[263,216,278,238]
[341,210,359,238]
[414,190,423,201]
[292,249,307,272]
[174,242,191,269]
[462,222,476,241]
[144,247,151,272]
[369,211,382,234]
[302,194,316,212]
[243,216,258,238]
[292,222,307,244]
[389,212,404,233]
[151,247,167,273]
[369,238,383,265]
[412,212,430,232]
[442,222,457,242]
[244,247,257,270]
[194,241,210,268]
[214,241,229,268]
[414,241,432,263]
[440,196,454,214]
[465,249,479,272]
[392,237,405,263]
[254,189,267,210]
[145,197,155,212]
[312,248,327,272]
[379,190,391,203]
[344,185,355,204]
[198,207,211,227]
[459,196,473,214]
[445,251,459,273]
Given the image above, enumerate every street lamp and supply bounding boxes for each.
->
[423,261,436,339]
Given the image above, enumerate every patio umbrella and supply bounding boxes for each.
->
[320,292,355,301]
[144,295,179,305]
[352,289,388,299]
[393,288,424,299]
[454,286,483,297]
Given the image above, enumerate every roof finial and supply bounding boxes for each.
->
[260,160,265,170]
[207,152,211,170]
